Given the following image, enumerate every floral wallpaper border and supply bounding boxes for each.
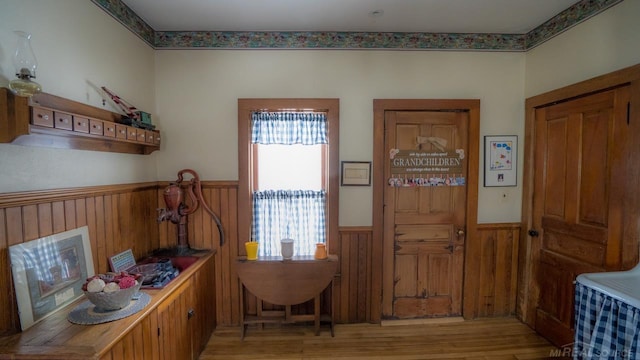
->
[155,32,526,51]
[92,0,155,45]
[526,0,623,48]
[91,0,623,51]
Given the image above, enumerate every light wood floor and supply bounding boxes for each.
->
[199,317,560,360]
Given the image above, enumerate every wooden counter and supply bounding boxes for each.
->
[0,250,216,360]
[236,255,337,339]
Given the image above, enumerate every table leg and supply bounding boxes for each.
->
[285,304,292,323]
[240,282,246,340]
[257,299,264,330]
[330,278,335,337]
[314,294,320,335]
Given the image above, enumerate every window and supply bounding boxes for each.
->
[251,111,326,256]
[238,99,339,258]
[256,144,322,190]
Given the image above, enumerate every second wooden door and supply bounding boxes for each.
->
[532,87,632,346]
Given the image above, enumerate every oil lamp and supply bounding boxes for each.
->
[8,31,42,97]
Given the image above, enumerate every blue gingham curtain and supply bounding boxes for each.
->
[253,190,326,257]
[251,111,327,257]
[574,282,640,359]
[251,112,327,145]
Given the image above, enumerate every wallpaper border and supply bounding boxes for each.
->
[91,0,623,51]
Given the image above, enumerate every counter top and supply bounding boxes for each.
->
[0,250,215,359]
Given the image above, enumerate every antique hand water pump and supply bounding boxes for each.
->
[157,169,225,254]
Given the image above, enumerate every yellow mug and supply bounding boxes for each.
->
[245,242,258,260]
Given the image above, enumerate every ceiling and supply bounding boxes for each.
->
[121,0,579,34]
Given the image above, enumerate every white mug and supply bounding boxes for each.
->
[280,238,294,260]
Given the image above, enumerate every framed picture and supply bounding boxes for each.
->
[9,226,94,330]
[484,135,517,187]
[341,161,372,186]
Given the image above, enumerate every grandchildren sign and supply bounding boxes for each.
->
[390,149,463,174]
[389,148,466,187]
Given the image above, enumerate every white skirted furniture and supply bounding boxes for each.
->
[574,264,640,359]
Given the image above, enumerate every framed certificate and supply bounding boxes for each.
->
[341,161,372,186]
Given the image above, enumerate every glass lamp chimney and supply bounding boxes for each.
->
[9,31,41,97]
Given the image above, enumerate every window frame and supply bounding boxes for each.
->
[238,99,339,255]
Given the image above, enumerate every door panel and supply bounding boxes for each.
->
[384,110,468,319]
[579,109,611,226]
[533,88,630,346]
[543,119,568,218]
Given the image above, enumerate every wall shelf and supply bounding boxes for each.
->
[0,88,160,154]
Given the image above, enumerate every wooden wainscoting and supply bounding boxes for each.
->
[333,224,521,322]
[334,227,373,323]
[465,223,521,318]
[334,223,521,321]
[0,180,522,335]
[157,181,240,327]
[0,183,160,335]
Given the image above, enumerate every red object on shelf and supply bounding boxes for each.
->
[101,86,141,121]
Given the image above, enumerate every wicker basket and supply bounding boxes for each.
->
[84,282,141,311]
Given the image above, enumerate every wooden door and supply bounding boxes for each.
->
[532,88,630,346]
[157,279,195,360]
[384,110,468,319]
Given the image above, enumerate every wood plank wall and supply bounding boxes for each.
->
[156,181,240,327]
[0,181,521,335]
[466,223,521,318]
[334,227,373,323]
[0,183,160,336]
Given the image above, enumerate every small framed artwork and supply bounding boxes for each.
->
[9,226,95,330]
[341,161,372,186]
[484,135,517,187]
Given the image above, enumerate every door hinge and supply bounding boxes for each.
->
[157,327,160,337]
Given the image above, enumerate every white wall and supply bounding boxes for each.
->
[154,50,526,225]
[525,0,640,97]
[2,0,636,226]
[0,0,157,193]
[154,0,640,227]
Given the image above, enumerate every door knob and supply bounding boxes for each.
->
[457,229,465,236]
[528,229,539,237]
